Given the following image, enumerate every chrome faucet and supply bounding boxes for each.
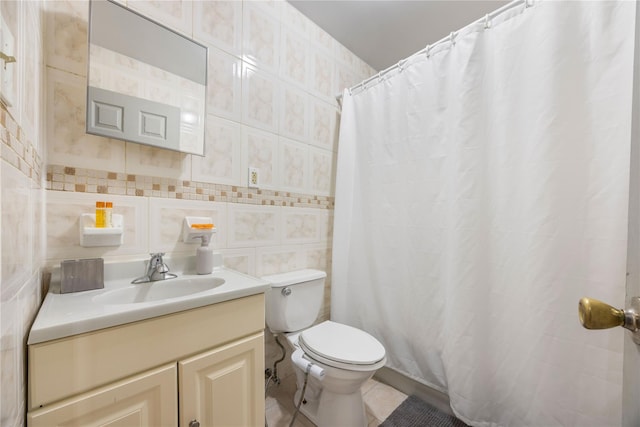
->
[132,253,178,284]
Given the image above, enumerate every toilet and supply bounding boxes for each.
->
[262,269,386,427]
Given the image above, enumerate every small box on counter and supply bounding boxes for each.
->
[60,258,105,294]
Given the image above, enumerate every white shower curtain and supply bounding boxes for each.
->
[332,2,636,426]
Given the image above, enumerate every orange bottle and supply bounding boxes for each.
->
[95,201,106,228]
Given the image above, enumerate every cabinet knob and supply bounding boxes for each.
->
[189,420,200,427]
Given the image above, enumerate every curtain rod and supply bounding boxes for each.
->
[335,0,532,102]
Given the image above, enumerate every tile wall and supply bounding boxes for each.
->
[0,1,45,425]
[42,0,376,407]
[43,0,375,290]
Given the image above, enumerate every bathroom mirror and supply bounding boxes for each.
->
[86,0,207,156]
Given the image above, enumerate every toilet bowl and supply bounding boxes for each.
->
[287,321,386,426]
[262,270,386,427]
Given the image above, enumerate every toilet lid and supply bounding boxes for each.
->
[298,321,386,367]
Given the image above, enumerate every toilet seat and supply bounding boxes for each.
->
[298,321,386,371]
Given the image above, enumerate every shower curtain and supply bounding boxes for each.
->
[332,2,636,426]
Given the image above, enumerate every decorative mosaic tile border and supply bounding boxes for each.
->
[0,108,43,186]
[46,165,335,210]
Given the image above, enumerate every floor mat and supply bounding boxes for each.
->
[379,395,469,427]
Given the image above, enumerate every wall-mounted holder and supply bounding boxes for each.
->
[79,213,124,247]
[183,216,216,244]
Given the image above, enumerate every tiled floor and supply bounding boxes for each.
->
[265,373,408,427]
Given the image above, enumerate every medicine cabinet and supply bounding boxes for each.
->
[86,0,207,156]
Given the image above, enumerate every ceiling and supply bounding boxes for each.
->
[289,1,508,71]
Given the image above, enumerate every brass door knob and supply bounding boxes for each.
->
[578,296,640,344]
[578,298,625,329]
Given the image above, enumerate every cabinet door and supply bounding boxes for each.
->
[179,332,264,427]
[28,364,177,427]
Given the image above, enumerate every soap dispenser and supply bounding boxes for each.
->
[195,235,213,275]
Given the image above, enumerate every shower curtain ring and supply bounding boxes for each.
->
[449,31,456,46]
[484,14,491,29]
[425,44,431,58]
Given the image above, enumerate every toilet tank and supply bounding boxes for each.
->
[262,269,327,333]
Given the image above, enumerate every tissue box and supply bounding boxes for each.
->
[60,258,104,293]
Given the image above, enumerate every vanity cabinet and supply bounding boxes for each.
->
[27,294,265,427]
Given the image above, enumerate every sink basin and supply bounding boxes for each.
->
[93,276,225,304]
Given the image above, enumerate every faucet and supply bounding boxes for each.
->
[132,253,178,284]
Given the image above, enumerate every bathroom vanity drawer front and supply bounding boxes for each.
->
[28,293,265,410]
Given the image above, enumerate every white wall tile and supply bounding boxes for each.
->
[192,116,242,185]
[335,63,360,95]
[32,186,46,276]
[220,248,256,276]
[280,27,309,89]
[309,98,338,151]
[310,49,336,102]
[44,0,87,76]
[148,198,227,254]
[255,244,304,276]
[279,84,309,143]
[193,1,242,57]
[0,295,20,423]
[228,204,281,248]
[244,0,282,20]
[45,191,149,262]
[241,126,279,190]
[242,3,280,74]
[2,0,23,128]
[206,46,243,122]
[309,146,335,196]
[0,159,2,292]
[242,64,280,133]
[281,2,310,37]
[19,272,41,342]
[1,162,32,301]
[125,142,191,180]
[21,0,42,150]
[281,207,321,244]
[47,68,127,172]
[299,243,332,272]
[318,209,334,243]
[279,137,308,193]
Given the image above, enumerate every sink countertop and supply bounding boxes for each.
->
[28,259,270,345]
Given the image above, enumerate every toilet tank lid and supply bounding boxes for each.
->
[261,269,326,287]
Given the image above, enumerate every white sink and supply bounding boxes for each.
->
[28,258,270,345]
[93,276,226,304]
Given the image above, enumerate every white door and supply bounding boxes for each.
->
[582,5,640,424]
[623,3,640,425]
